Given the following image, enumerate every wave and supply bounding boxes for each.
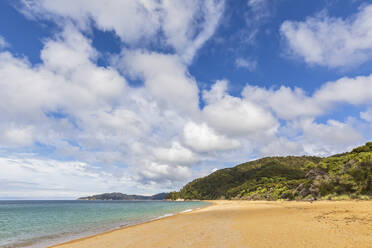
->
[180,209,193,213]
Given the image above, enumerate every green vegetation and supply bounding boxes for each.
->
[166,143,372,201]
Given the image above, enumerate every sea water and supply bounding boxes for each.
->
[0,200,209,248]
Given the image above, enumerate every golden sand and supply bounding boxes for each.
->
[51,200,372,248]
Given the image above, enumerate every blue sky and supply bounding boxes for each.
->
[0,0,372,199]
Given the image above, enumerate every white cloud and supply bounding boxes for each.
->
[242,73,372,120]
[0,125,34,148]
[235,57,257,71]
[0,26,125,120]
[21,0,161,44]
[361,108,372,123]
[137,161,191,184]
[1,29,370,195]
[296,118,364,156]
[0,36,9,49]
[1,1,372,198]
[281,4,372,68]
[153,142,198,165]
[243,85,322,119]
[314,74,372,105]
[21,0,224,64]
[259,118,365,157]
[161,0,225,63]
[1,27,371,196]
[203,80,278,136]
[183,122,241,153]
[119,50,200,115]
[0,156,136,199]
[0,26,131,154]
[0,23,207,192]
[259,138,303,157]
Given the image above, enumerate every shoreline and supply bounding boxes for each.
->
[48,201,214,248]
[50,200,372,248]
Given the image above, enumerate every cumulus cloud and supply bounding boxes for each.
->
[243,85,322,119]
[314,74,372,105]
[183,122,241,153]
[118,50,200,115]
[20,0,161,44]
[1,1,371,198]
[161,0,225,63]
[1,30,370,196]
[0,26,125,117]
[259,118,364,157]
[1,25,371,196]
[296,118,364,156]
[137,161,191,184]
[20,0,224,63]
[243,73,372,120]
[281,4,372,68]
[0,26,129,149]
[153,142,198,165]
[203,80,278,136]
[0,22,208,193]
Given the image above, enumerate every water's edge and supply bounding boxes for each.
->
[0,201,211,248]
[47,201,212,248]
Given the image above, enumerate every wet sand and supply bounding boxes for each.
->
[51,200,372,248]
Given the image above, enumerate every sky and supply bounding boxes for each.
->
[0,0,372,199]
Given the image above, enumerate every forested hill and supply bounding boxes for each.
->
[78,192,168,200]
[166,142,372,201]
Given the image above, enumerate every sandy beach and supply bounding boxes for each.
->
[51,200,372,248]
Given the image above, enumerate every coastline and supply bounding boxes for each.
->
[48,201,213,248]
[50,200,372,248]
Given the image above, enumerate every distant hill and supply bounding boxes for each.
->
[166,142,372,201]
[78,192,169,200]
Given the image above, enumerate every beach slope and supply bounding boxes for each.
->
[51,201,372,248]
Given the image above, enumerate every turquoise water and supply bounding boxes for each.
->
[0,200,209,248]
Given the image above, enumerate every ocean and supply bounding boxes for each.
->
[0,200,209,248]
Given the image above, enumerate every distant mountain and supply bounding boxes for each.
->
[150,192,169,200]
[166,142,372,201]
[78,192,169,200]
